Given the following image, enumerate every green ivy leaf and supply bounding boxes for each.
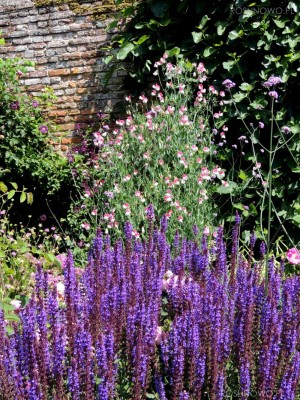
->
[167,47,181,56]
[228,30,239,40]
[117,43,135,60]
[192,31,203,44]
[203,46,216,57]
[239,9,254,21]
[216,181,237,194]
[216,21,228,36]
[223,60,236,71]
[198,15,210,30]
[233,92,247,102]
[240,82,253,92]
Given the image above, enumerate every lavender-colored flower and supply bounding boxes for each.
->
[10,101,20,110]
[32,100,39,108]
[146,204,155,221]
[269,91,278,99]
[282,126,291,134]
[104,191,114,198]
[39,214,47,222]
[1,219,300,399]
[124,220,133,242]
[39,125,49,134]
[222,79,236,90]
[263,76,282,88]
[259,122,264,129]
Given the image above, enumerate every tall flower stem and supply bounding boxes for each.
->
[265,98,274,295]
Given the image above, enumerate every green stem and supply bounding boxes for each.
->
[265,98,274,295]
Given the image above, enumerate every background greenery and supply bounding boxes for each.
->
[106,0,300,247]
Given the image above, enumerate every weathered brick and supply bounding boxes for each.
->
[49,110,68,117]
[37,21,48,28]
[23,78,42,86]
[71,66,93,74]
[49,68,70,77]
[29,70,48,78]
[12,37,33,45]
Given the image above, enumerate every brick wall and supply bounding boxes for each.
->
[0,0,127,151]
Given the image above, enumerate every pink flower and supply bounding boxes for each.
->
[164,192,173,202]
[81,222,90,230]
[179,115,190,125]
[10,300,22,310]
[56,253,67,268]
[132,230,140,238]
[203,226,210,236]
[155,326,163,345]
[93,132,104,147]
[179,83,185,94]
[139,94,148,103]
[286,248,300,265]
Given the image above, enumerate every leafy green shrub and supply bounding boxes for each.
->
[0,183,62,306]
[65,58,231,257]
[107,0,300,245]
[0,41,72,223]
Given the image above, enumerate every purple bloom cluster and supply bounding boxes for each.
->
[263,76,282,88]
[0,219,300,399]
[222,79,236,90]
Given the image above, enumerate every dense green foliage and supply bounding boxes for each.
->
[107,0,300,245]
[0,46,73,223]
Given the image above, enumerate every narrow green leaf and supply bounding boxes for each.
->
[239,170,248,180]
[26,192,34,205]
[0,182,8,193]
[20,192,26,203]
[7,190,15,200]
[10,182,18,190]
[134,35,150,45]
[4,314,20,322]
[198,15,210,30]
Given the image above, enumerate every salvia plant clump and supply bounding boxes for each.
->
[0,212,300,400]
